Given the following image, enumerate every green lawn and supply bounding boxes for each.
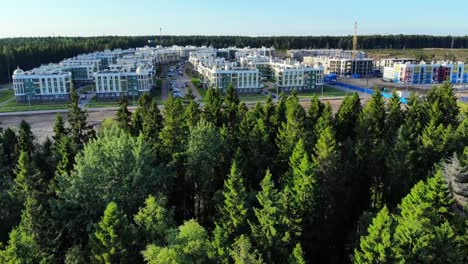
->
[191,77,201,87]
[0,90,14,104]
[298,86,348,98]
[239,94,268,102]
[0,102,68,112]
[87,97,118,108]
[196,87,207,99]
[85,96,119,108]
[79,85,94,93]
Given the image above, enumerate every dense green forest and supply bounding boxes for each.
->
[1,35,468,82]
[0,82,467,263]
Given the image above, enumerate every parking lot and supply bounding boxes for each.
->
[166,61,203,100]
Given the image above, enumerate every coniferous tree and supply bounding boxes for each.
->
[386,93,427,207]
[384,91,403,145]
[353,206,395,264]
[142,98,163,147]
[393,171,459,263]
[212,161,248,262]
[237,111,271,189]
[16,120,34,155]
[52,114,67,145]
[2,127,18,172]
[10,151,42,205]
[159,95,187,159]
[184,88,201,128]
[426,81,459,127]
[116,96,131,132]
[203,88,224,127]
[334,92,361,143]
[443,154,468,208]
[249,170,284,263]
[276,91,306,174]
[289,243,306,264]
[130,93,152,136]
[90,202,135,264]
[355,89,386,209]
[55,135,77,178]
[68,87,93,148]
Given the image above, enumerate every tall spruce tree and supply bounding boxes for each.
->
[289,243,306,264]
[212,161,248,262]
[203,88,224,127]
[393,170,460,263]
[68,87,92,148]
[90,202,135,264]
[353,206,395,264]
[16,120,34,155]
[249,170,284,263]
[334,92,361,143]
[276,91,306,174]
[116,96,132,132]
[356,89,386,209]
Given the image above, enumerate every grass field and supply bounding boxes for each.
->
[79,85,94,93]
[0,102,68,112]
[298,86,348,98]
[239,94,268,102]
[85,96,119,108]
[366,48,468,62]
[196,87,207,100]
[0,90,14,104]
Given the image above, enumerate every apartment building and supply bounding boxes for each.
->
[289,49,367,61]
[94,67,153,99]
[271,60,324,92]
[376,58,416,70]
[61,58,101,83]
[191,51,323,93]
[383,61,468,84]
[12,66,72,103]
[304,57,374,76]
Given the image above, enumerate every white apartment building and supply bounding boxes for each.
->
[304,56,374,76]
[289,49,367,61]
[12,66,72,103]
[271,60,324,92]
[61,58,101,82]
[94,67,153,99]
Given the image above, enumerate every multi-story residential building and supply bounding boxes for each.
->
[12,66,72,103]
[271,60,324,92]
[94,66,153,99]
[289,49,367,61]
[61,58,101,83]
[191,51,323,93]
[376,58,416,70]
[383,61,468,84]
[234,46,275,60]
[304,57,374,76]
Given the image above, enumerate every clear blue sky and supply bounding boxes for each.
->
[1,0,467,37]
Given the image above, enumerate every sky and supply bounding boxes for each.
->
[0,0,467,37]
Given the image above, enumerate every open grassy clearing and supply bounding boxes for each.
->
[0,89,14,104]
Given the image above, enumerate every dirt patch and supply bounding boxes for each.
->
[0,110,118,143]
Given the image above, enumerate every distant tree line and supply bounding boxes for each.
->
[1,35,468,82]
[0,83,466,263]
